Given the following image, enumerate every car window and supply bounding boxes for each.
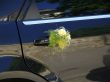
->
[35,0,110,19]
[24,0,41,20]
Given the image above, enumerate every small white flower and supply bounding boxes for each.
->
[57,27,67,36]
[67,34,71,41]
[49,26,71,49]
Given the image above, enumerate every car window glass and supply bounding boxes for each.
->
[35,0,110,19]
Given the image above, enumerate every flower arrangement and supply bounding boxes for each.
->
[49,27,71,49]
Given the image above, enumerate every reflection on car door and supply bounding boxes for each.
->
[18,0,110,81]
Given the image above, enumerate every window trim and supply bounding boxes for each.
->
[23,14,110,25]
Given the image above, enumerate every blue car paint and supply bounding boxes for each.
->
[0,0,25,16]
[36,1,59,10]
[0,0,110,45]
[23,14,110,25]
[18,17,110,43]
[0,0,31,45]
[0,56,29,72]
[0,16,110,45]
[0,56,13,72]
[0,21,20,45]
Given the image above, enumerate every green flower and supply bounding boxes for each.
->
[49,27,71,49]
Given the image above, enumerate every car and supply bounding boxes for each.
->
[0,0,110,82]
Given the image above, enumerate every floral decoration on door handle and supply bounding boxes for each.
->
[49,27,71,49]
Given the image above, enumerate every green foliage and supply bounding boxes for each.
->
[49,30,70,49]
[49,31,58,47]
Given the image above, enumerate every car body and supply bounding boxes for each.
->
[0,0,110,82]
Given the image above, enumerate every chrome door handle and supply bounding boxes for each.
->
[33,36,49,46]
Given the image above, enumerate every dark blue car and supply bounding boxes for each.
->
[0,0,110,82]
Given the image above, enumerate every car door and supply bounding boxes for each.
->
[0,0,50,82]
[0,0,36,81]
[18,0,110,82]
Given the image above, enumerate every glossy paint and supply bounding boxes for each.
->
[18,12,110,82]
[1,15,110,45]
[17,1,110,82]
[0,1,62,82]
[0,56,27,72]
[19,17,110,43]
[36,0,110,19]
[0,0,25,16]
[0,0,110,82]
[0,22,61,81]
[0,55,62,82]
[0,21,20,45]
[0,21,22,65]
[23,14,110,25]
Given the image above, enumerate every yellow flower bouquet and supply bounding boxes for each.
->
[49,27,71,49]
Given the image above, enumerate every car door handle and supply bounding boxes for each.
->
[33,36,49,46]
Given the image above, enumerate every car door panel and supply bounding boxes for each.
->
[18,0,110,81]
[18,16,110,81]
[0,21,22,56]
[19,16,110,43]
[0,0,30,77]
